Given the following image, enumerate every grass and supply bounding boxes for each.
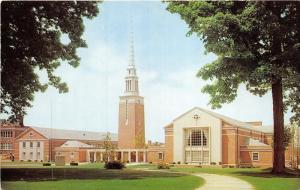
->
[1,176,202,190]
[0,161,104,168]
[169,167,300,190]
[1,166,203,190]
[2,162,299,190]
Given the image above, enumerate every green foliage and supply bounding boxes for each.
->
[283,125,295,149]
[104,161,125,169]
[70,162,79,166]
[103,132,117,162]
[1,1,100,121]
[166,1,300,125]
[42,162,51,166]
[157,163,170,169]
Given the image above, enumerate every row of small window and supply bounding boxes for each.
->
[22,141,41,148]
[22,152,41,159]
[1,131,13,138]
[0,143,13,150]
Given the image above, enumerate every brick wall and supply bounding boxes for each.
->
[164,124,173,163]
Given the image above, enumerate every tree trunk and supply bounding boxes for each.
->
[271,78,285,173]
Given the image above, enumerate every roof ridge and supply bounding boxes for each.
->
[31,126,117,135]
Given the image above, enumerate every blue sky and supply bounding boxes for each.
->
[22,2,291,142]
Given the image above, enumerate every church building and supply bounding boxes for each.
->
[4,29,298,168]
[164,107,274,167]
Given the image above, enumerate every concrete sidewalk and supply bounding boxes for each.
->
[194,173,254,190]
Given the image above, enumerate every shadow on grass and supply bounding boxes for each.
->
[231,168,300,179]
[1,168,185,182]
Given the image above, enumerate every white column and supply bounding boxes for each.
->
[100,152,103,161]
[94,152,96,162]
[136,151,138,162]
[128,151,131,163]
[87,150,90,162]
[143,151,146,163]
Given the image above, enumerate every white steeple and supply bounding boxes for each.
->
[124,21,139,96]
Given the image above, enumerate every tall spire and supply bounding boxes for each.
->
[124,17,139,96]
[129,18,135,67]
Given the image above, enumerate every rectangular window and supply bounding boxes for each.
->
[22,152,26,159]
[23,142,26,148]
[37,142,40,148]
[1,131,10,138]
[37,152,40,159]
[158,153,163,160]
[252,152,259,161]
[185,151,209,163]
[7,144,12,150]
[30,152,33,159]
[30,142,33,148]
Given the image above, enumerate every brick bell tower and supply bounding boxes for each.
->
[118,30,145,149]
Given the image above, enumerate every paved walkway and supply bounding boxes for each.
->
[194,173,254,190]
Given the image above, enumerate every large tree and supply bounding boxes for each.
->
[1,1,100,123]
[166,1,300,173]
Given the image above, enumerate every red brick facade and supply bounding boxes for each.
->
[0,123,28,160]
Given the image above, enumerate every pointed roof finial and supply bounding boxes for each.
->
[129,17,135,67]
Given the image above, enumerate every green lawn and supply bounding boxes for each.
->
[0,161,104,168]
[169,167,300,190]
[2,162,299,190]
[2,176,202,190]
[1,166,203,190]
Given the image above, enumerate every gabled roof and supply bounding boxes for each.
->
[29,127,118,141]
[60,140,94,148]
[171,107,273,133]
[247,138,270,146]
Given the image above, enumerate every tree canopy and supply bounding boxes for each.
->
[167,1,300,125]
[1,1,100,122]
[166,1,300,173]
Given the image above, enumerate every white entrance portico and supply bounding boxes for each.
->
[87,149,147,163]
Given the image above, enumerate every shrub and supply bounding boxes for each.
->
[149,161,152,164]
[210,162,216,165]
[104,161,125,169]
[177,161,181,164]
[20,160,23,162]
[43,162,51,166]
[28,160,31,162]
[219,162,222,165]
[70,162,79,166]
[157,163,170,169]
